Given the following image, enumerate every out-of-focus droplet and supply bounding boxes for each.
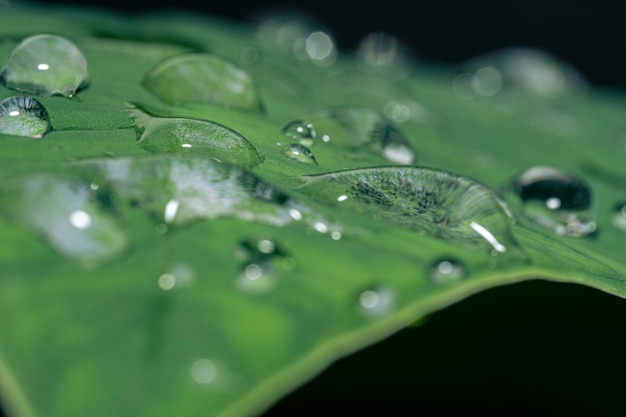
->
[235,236,290,294]
[611,203,626,231]
[0,95,51,138]
[356,32,412,77]
[190,359,218,385]
[304,31,336,67]
[357,286,394,317]
[1,34,89,97]
[282,143,317,164]
[429,258,466,285]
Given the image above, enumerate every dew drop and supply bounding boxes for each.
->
[190,359,218,385]
[282,143,317,164]
[297,167,517,255]
[281,120,316,147]
[611,203,626,231]
[0,96,51,138]
[142,53,263,111]
[1,34,89,97]
[507,166,596,237]
[128,105,263,168]
[235,236,288,294]
[357,286,394,317]
[429,258,466,285]
[0,174,128,265]
[304,31,336,67]
[158,273,176,291]
[287,107,416,164]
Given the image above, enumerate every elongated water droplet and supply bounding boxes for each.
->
[507,166,596,237]
[287,107,416,164]
[282,143,317,164]
[357,285,394,317]
[0,174,128,265]
[75,155,302,228]
[611,203,626,231]
[460,47,586,98]
[429,258,466,284]
[142,53,263,111]
[128,105,263,168]
[282,120,316,146]
[297,167,517,255]
[0,96,51,138]
[1,34,89,97]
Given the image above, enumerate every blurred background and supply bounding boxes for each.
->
[11,0,626,416]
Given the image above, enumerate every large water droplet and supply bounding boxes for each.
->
[282,120,316,147]
[1,34,89,97]
[507,166,596,237]
[286,107,416,164]
[297,167,517,255]
[0,96,51,138]
[611,203,626,231]
[429,258,466,285]
[0,174,128,265]
[128,105,263,168]
[357,285,394,317]
[282,143,317,164]
[142,53,263,111]
[459,47,586,98]
[76,155,302,228]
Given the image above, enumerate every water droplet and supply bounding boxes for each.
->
[158,273,176,291]
[0,174,128,265]
[0,96,51,138]
[190,359,218,385]
[356,32,412,77]
[507,166,596,237]
[235,236,290,294]
[304,31,336,66]
[282,143,317,164]
[282,120,316,147]
[142,53,263,111]
[1,34,89,97]
[357,286,394,317]
[287,107,416,164]
[461,47,586,98]
[255,11,318,53]
[429,258,466,285]
[611,203,626,231]
[297,167,517,255]
[128,105,263,168]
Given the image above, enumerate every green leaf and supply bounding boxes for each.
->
[0,4,626,417]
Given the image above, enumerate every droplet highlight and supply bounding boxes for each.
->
[507,166,596,237]
[0,96,51,138]
[282,120,316,147]
[235,236,289,294]
[282,143,317,164]
[429,258,466,285]
[357,285,394,317]
[142,53,263,111]
[1,34,89,97]
[297,167,517,255]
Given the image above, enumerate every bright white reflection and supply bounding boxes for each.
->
[330,231,342,240]
[470,221,506,253]
[545,197,562,210]
[158,273,176,291]
[305,31,336,66]
[69,210,92,229]
[8,110,19,117]
[257,239,275,254]
[244,263,263,280]
[164,199,180,223]
[382,144,415,165]
[288,208,302,221]
[437,261,454,275]
[359,286,394,316]
[181,143,192,148]
[337,194,348,202]
[190,359,218,385]
[313,221,329,233]
[37,64,49,71]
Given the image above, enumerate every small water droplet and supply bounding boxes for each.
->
[611,203,626,231]
[142,53,263,111]
[507,166,596,237]
[128,105,263,168]
[429,258,466,284]
[357,286,394,317]
[282,120,316,147]
[1,34,89,97]
[235,236,289,294]
[190,359,218,385]
[356,32,412,77]
[158,273,176,291]
[0,96,51,138]
[298,167,518,255]
[282,143,317,164]
[330,230,342,240]
[304,31,336,66]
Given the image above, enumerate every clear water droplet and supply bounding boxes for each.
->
[128,105,263,168]
[429,258,466,285]
[298,167,518,255]
[142,53,263,111]
[282,120,316,147]
[0,174,128,265]
[288,107,416,164]
[0,96,51,138]
[282,143,317,164]
[507,166,596,237]
[1,34,89,97]
[190,359,218,385]
[611,203,626,231]
[357,286,394,317]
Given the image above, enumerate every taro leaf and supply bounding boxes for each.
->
[1,5,626,417]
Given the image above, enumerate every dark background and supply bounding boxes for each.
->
[13,1,626,416]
